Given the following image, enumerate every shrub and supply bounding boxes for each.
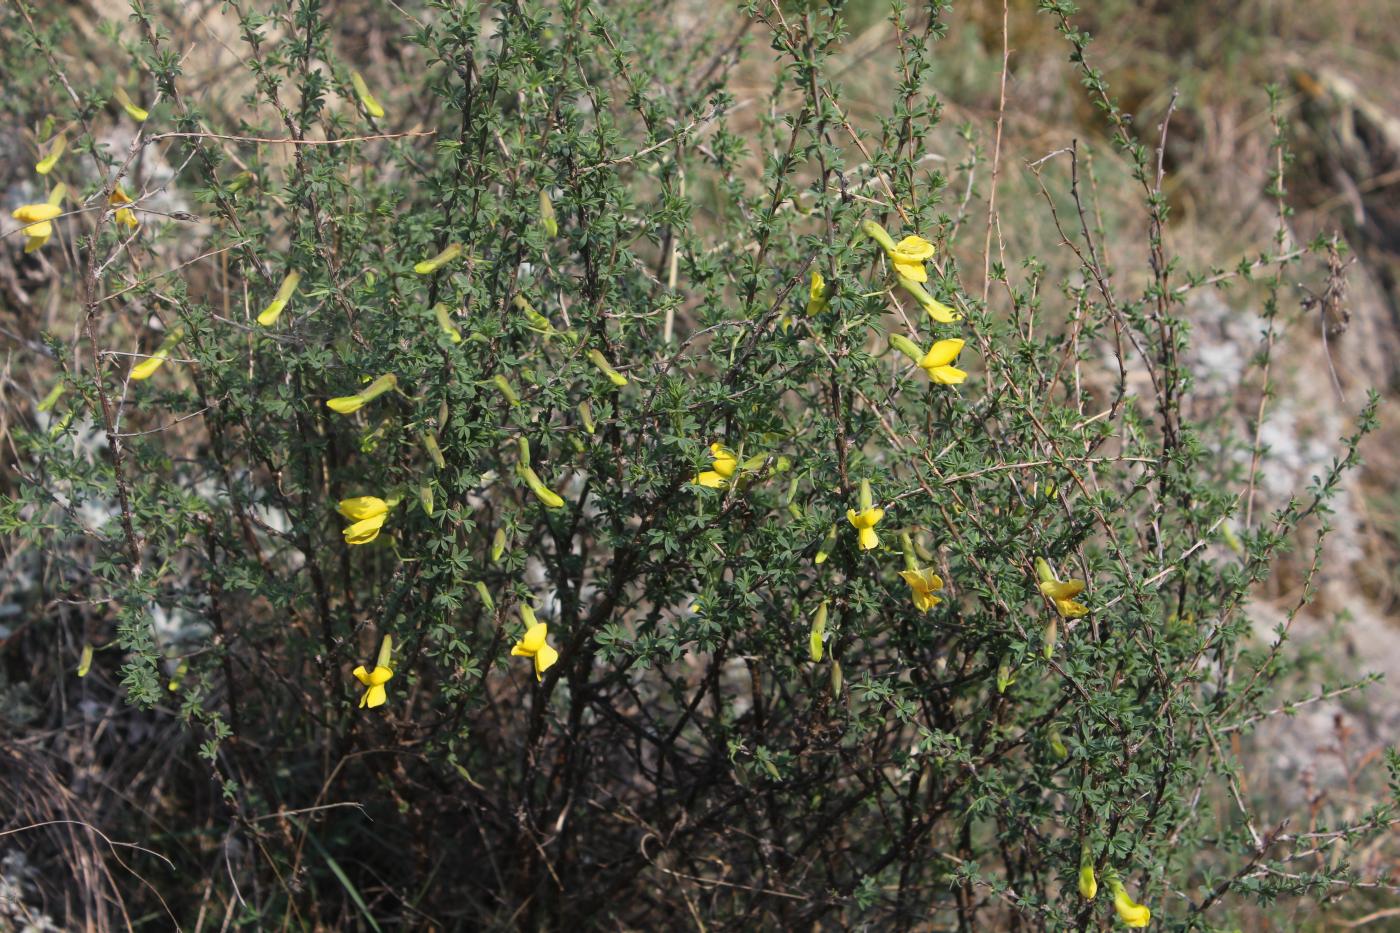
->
[2,0,1395,928]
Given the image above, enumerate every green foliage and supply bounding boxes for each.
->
[1,0,1394,928]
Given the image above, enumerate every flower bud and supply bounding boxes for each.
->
[814,524,838,565]
[433,303,463,343]
[350,71,385,119]
[36,133,65,175]
[1078,845,1098,900]
[889,334,925,365]
[539,189,558,238]
[859,219,897,252]
[414,242,462,275]
[491,374,520,406]
[809,600,829,663]
[996,659,1015,694]
[257,271,301,327]
[587,348,628,387]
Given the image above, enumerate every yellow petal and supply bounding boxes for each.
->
[343,513,387,545]
[891,256,927,283]
[366,665,394,686]
[36,134,66,175]
[517,621,547,655]
[858,526,879,551]
[338,496,388,521]
[21,220,53,241]
[890,235,936,261]
[1056,598,1089,619]
[1039,579,1085,600]
[693,470,727,488]
[927,365,968,385]
[534,642,559,680]
[709,444,738,477]
[363,684,387,708]
[806,270,830,315]
[920,338,965,369]
[129,351,168,381]
[353,665,372,686]
[12,203,62,224]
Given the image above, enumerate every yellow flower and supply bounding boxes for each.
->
[511,606,560,681]
[350,71,385,119]
[846,479,884,550]
[353,664,393,707]
[353,634,394,708]
[919,338,968,384]
[257,271,302,327]
[899,567,944,612]
[846,511,884,551]
[12,200,62,254]
[693,442,738,488]
[1041,579,1088,618]
[326,373,397,414]
[1110,879,1151,928]
[806,269,829,316]
[113,85,148,122]
[889,235,936,283]
[35,133,66,175]
[1036,558,1089,618]
[862,221,937,283]
[109,186,140,230]
[414,242,462,275]
[889,334,968,385]
[339,496,389,545]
